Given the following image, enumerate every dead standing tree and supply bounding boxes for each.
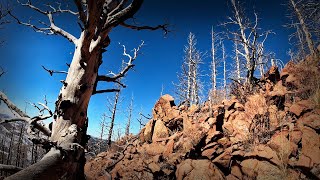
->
[106,87,121,146]
[287,0,319,60]
[175,32,203,105]
[222,0,272,85]
[1,0,167,179]
[125,94,133,136]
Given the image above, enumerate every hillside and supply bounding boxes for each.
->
[85,56,320,179]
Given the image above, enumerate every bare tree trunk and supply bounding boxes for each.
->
[125,95,133,136]
[6,126,15,166]
[234,39,241,82]
[231,0,252,84]
[107,90,120,146]
[15,124,24,167]
[290,0,319,58]
[98,114,107,153]
[222,42,227,99]
[211,28,217,98]
[187,33,195,105]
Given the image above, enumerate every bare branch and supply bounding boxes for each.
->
[0,164,23,173]
[42,65,68,76]
[0,92,52,136]
[120,22,170,35]
[0,91,28,117]
[0,66,5,77]
[92,89,120,95]
[96,41,144,92]
[17,0,47,15]
[105,0,143,29]
[46,3,78,15]
[11,0,78,44]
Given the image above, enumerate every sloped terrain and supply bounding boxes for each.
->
[85,58,320,180]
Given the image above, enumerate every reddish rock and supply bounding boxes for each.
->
[152,120,169,142]
[143,143,166,156]
[301,126,320,165]
[268,132,297,163]
[289,100,314,117]
[294,154,312,169]
[289,130,302,145]
[148,162,161,173]
[176,159,224,180]
[300,113,320,130]
[245,144,281,166]
[231,165,242,179]
[183,114,193,132]
[241,159,282,179]
[143,120,155,143]
[152,94,179,123]
[264,66,280,83]
[280,61,295,79]
[163,139,174,157]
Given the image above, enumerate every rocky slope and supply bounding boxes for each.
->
[85,57,320,180]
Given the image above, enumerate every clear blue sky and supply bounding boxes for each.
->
[0,0,293,137]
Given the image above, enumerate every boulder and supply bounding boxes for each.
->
[244,144,281,166]
[241,159,282,179]
[176,159,224,180]
[300,126,320,166]
[300,112,320,130]
[289,100,314,117]
[152,120,169,142]
[152,94,179,123]
[143,120,155,143]
[143,143,167,156]
[268,131,297,162]
[163,139,174,157]
[264,66,280,83]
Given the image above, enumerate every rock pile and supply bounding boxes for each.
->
[85,60,320,179]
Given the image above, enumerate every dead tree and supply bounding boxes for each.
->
[98,113,107,153]
[287,0,319,59]
[221,41,227,99]
[233,36,242,82]
[222,0,272,85]
[125,94,133,136]
[106,89,121,146]
[210,28,218,97]
[175,32,203,105]
[2,0,166,179]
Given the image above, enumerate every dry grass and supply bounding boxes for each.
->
[208,89,227,105]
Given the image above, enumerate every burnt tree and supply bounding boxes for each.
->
[1,0,166,179]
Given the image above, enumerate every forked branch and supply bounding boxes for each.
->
[95,40,144,94]
[11,0,78,44]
